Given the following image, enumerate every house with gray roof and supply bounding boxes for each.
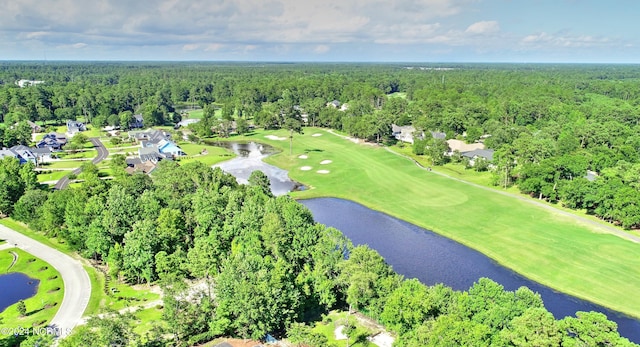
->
[37,133,67,151]
[461,148,494,166]
[66,120,87,136]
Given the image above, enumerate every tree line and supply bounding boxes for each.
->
[1,156,635,346]
[3,62,640,228]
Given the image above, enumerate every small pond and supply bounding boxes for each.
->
[0,272,40,312]
[209,141,304,196]
[207,140,640,343]
[299,198,640,344]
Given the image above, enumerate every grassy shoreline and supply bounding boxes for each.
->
[0,248,64,331]
[220,128,640,319]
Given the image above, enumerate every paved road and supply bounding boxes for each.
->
[0,224,91,338]
[54,138,108,190]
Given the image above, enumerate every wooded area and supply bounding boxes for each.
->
[2,62,640,228]
[1,62,639,346]
[1,157,634,346]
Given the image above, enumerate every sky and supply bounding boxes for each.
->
[1,0,639,63]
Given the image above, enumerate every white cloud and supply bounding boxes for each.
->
[0,0,471,49]
[314,45,330,54]
[465,21,500,35]
[520,32,612,48]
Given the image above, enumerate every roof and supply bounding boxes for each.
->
[461,149,494,161]
[430,131,446,140]
[139,147,166,163]
[31,147,52,155]
[391,124,415,134]
[447,139,485,153]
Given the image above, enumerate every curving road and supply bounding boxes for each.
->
[0,224,91,338]
[54,137,108,190]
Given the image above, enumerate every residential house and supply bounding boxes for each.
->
[155,139,186,157]
[36,133,67,151]
[138,147,168,163]
[0,148,26,164]
[16,79,44,88]
[10,145,37,164]
[31,147,53,163]
[430,131,446,140]
[129,129,167,143]
[125,160,158,175]
[461,149,495,166]
[391,124,417,143]
[131,114,144,129]
[327,100,341,108]
[129,128,185,162]
[66,120,87,136]
[446,139,485,154]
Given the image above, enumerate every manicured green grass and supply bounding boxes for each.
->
[0,219,161,323]
[37,170,70,183]
[39,159,92,169]
[229,128,640,318]
[56,149,98,160]
[311,311,377,347]
[0,248,64,330]
[175,142,235,166]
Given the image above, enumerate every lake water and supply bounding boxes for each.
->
[300,198,640,344]
[210,141,304,196]
[210,140,640,343]
[0,272,40,312]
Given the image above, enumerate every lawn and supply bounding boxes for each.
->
[229,128,640,319]
[175,142,235,166]
[0,219,163,331]
[0,248,65,331]
[37,170,70,183]
[311,311,377,347]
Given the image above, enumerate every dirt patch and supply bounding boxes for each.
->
[320,160,332,165]
[300,166,312,171]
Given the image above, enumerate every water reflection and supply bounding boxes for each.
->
[0,272,40,312]
[210,141,304,196]
[300,197,640,344]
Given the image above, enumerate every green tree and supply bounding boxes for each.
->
[16,300,27,316]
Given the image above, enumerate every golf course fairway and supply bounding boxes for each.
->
[232,128,640,319]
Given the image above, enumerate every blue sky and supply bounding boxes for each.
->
[1,0,638,62]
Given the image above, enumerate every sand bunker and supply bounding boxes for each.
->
[300,166,312,171]
[334,325,347,340]
[265,135,286,141]
[312,133,323,137]
[298,155,308,159]
[317,170,330,174]
[320,160,332,165]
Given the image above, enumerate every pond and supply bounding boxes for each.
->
[209,141,304,196]
[299,198,640,344]
[0,272,40,312]
[208,140,640,343]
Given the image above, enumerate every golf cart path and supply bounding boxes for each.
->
[0,224,91,338]
[324,129,640,243]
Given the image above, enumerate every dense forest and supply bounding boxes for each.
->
[1,157,636,346]
[2,62,640,228]
[1,62,640,346]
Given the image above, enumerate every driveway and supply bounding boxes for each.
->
[54,137,108,190]
[0,224,91,338]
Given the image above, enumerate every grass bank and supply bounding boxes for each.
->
[0,219,160,326]
[225,128,640,319]
[0,248,64,331]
